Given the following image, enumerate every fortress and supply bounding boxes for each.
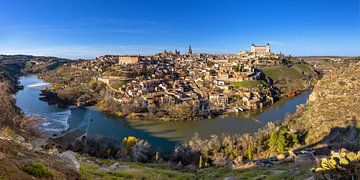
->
[250,43,271,54]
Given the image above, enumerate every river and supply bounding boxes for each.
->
[15,75,311,153]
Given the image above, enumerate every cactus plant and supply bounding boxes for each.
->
[313,149,360,173]
[346,152,357,162]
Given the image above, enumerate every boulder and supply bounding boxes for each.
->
[276,153,286,161]
[31,138,46,150]
[15,135,25,143]
[22,142,33,150]
[48,147,59,156]
[60,151,80,172]
[95,163,130,173]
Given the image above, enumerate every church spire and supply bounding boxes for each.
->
[188,45,192,55]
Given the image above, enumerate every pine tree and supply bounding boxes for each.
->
[277,133,287,153]
[268,131,278,151]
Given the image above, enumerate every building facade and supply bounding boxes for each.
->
[250,43,271,54]
[119,56,140,64]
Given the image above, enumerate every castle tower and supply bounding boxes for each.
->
[251,43,255,53]
[266,43,271,52]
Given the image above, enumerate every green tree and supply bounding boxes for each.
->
[277,133,287,153]
[268,131,278,151]
[287,133,299,147]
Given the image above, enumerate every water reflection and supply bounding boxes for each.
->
[16,75,310,153]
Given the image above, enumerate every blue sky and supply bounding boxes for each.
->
[0,0,359,59]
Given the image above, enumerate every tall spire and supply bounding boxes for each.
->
[188,45,192,55]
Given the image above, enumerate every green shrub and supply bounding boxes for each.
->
[268,127,299,153]
[268,131,278,151]
[23,162,52,177]
[276,133,287,153]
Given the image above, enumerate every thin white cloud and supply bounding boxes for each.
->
[268,40,285,45]
[0,44,231,59]
[0,45,182,59]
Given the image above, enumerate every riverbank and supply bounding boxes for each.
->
[2,56,359,179]
[16,75,312,154]
[39,72,313,122]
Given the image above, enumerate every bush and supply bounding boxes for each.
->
[133,139,151,162]
[23,162,52,177]
[268,127,299,153]
[123,136,139,154]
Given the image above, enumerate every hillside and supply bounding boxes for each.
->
[262,63,319,96]
[290,61,360,145]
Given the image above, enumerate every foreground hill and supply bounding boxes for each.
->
[290,61,360,145]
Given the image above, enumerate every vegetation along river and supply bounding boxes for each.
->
[16,75,311,153]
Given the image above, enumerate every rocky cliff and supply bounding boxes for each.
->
[297,61,360,145]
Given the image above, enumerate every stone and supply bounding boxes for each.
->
[96,163,130,173]
[305,176,315,180]
[288,150,297,157]
[48,148,59,155]
[271,170,286,174]
[184,164,197,171]
[21,142,33,150]
[224,177,239,180]
[0,152,5,160]
[295,154,314,163]
[60,150,80,172]
[287,168,300,174]
[95,163,130,173]
[31,138,46,150]
[276,153,286,161]
[15,135,25,143]
[233,155,243,165]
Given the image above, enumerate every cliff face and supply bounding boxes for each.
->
[302,61,360,144]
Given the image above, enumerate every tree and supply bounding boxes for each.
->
[277,133,287,153]
[268,131,278,151]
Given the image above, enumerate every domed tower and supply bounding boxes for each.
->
[266,42,271,53]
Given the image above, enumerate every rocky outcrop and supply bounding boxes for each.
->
[300,61,360,145]
[60,151,80,172]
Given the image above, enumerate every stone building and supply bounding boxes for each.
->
[119,55,141,64]
[250,43,271,54]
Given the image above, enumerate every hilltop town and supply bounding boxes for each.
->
[39,44,319,121]
[0,50,358,179]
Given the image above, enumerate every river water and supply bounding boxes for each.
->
[16,75,311,153]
